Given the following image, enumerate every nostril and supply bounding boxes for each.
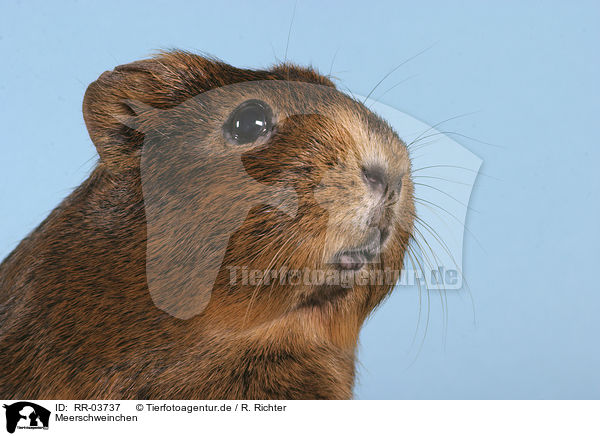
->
[388,179,402,200]
[379,226,390,243]
[362,166,387,195]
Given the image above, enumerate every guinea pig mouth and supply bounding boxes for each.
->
[333,229,390,271]
[335,248,377,271]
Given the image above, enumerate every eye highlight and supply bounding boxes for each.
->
[224,100,273,145]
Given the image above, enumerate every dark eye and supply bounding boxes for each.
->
[224,100,273,145]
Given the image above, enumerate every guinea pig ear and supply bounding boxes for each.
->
[83,66,150,170]
[82,53,202,171]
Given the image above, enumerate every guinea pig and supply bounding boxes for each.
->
[0,50,415,399]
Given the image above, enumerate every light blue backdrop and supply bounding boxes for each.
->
[1,1,598,399]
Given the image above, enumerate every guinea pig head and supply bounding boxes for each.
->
[82,51,414,325]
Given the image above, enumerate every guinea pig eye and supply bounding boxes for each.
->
[224,100,273,145]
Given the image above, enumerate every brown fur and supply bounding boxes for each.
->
[0,50,414,399]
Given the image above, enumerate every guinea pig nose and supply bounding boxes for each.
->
[362,166,387,195]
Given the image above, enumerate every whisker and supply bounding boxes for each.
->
[403,248,422,342]
[405,243,429,354]
[363,43,436,103]
[414,215,477,327]
[368,74,418,109]
[415,197,485,253]
[414,182,480,212]
[411,130,504,150]
[406,111,481,149]
[412,164,499,182]
[283,1,298,67]
[410,228,451,352]
[413,164,479,173]
[327,47,340,78]
[412,175,471,186]
[340,83,359,101]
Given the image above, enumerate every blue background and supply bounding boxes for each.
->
[1,1,598,399]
